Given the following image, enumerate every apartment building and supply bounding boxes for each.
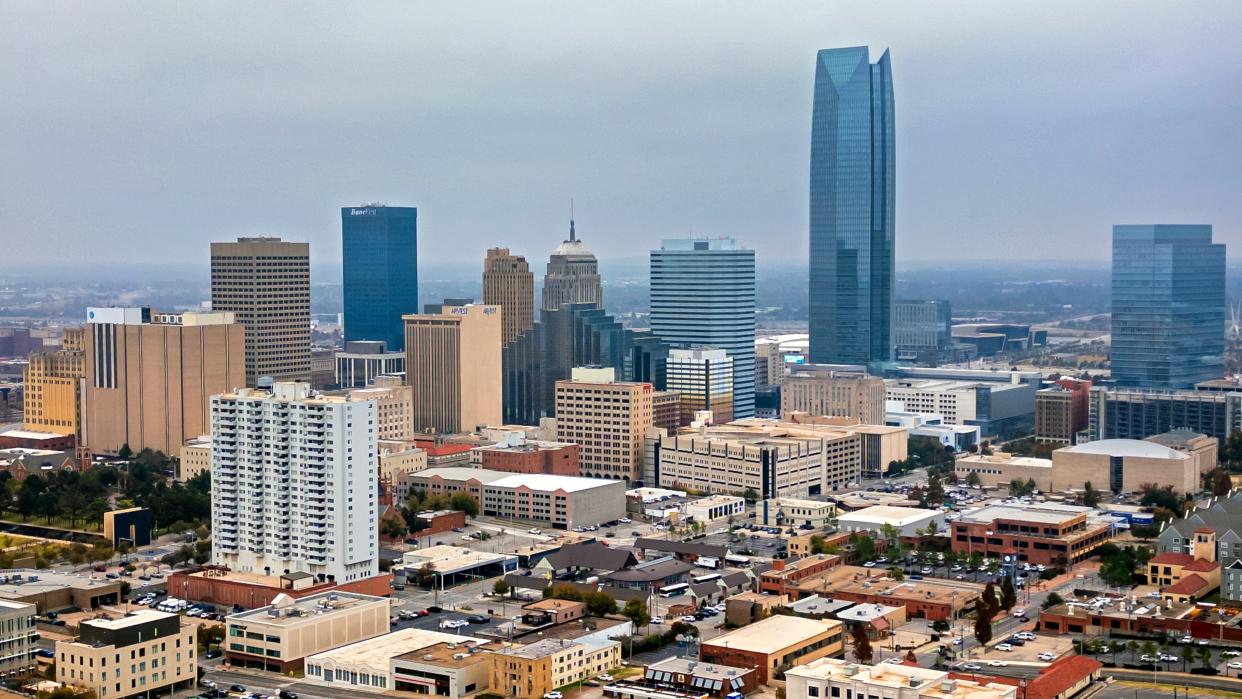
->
[211,382,378,584]
[56,610,196,699]
[224,591,389,672]
[555,368,652,480]
[489,637,620,699]
[82,307,244,457]
[404,303,502,435]
[210,236,311,384]
[0,600,36,678]
[21,326,83,438]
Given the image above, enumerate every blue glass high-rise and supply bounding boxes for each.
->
[649,238,756,418]
[342,205,418,351]
[809,46,895,365]
[1111,224,1225,389]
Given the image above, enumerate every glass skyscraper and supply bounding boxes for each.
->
[649,237,755,418]
[809,46,895,365]
[342,205,418,351]
[1111,224,1225,389]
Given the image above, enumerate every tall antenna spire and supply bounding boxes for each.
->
[569,198,576,242]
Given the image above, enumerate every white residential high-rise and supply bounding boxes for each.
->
[210,382,377,584]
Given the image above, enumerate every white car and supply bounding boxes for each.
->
[1223,650,1241,658]
[921,567,933,574]
[960,663,982,671]
[597,674,614,682]
[650,616,664,624]
[680,615,697,623]
[618,518,632,524]
[996,643,1013,652]
[883,658,901,664]
[529,528,542,534]
[544,693,563,699]
[1179,636,1193,643]
[1140,654,1157,663]
[461,534,474,541]
[1161,654,1179,663]
[863,561,877,568]
[1016,632,1036,641]
[1037,653,1056,662]
[1012,608,1025,617]
[988,660,1008,667]
[1228,662,1242,670]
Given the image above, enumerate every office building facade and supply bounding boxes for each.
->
[665,347,734,426]
[56,610,196,699]
[1087,386,1242,445]
[894,299,952,365]
[404,304,502,435]
[22,326,83,438]
[82,308,244,457]
[781,364,885,425]
[0,600,36,678]
[342,206,418,350]
[211,236,311,384]
[211,382,378,584]
[334,340,405,389]
[650,237,756,417]
[555,368,652,480]
[1111,224,1225,389]
[483,247,535,346]
[541,219,602,313]
[808,46,895,365]
[1035,378,1091,446]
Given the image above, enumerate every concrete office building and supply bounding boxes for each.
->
[0,600,36,678]
[1035,378,1091,446]
[650,237,756,417]
[809,47,894,366]
[555,368,652,480]
[335,341,405,389]
[307,629,496,698]
[1086,385,1242,445]
[224,591,390,672]
[837,506,944,538]
[894,299,954,365]
[211,236,311,384]
[22,326,83,438]
[701,615,844,684]
[211,382,378,584]
[542,218,602,312]
[56,610,196,699]
[342,205,418,351]
[781,364,885,425]
[647,418,905,498]
[1111,224,1225,389]
[404,303,502,435]
[1052,439,1206,495]
[0,570,122,613]
[951,503,1113,567]
[406,467,626,529]
[82,308,244,457]
[652,390,682,432]
[665,347,734,426]
[757,497,837,529]
[348,375,413,441]
[885,377,1035,439]
[483,247,536,346]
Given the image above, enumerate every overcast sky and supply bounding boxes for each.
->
[2,2,1240,269]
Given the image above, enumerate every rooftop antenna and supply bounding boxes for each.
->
[569,199,576,242]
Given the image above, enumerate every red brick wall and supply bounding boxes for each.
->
[166,572,393,610]
[480,445,580,476]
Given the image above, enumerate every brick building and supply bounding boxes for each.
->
[951,503,1113,567]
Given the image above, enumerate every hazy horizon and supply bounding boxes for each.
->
[3,2,1241,266]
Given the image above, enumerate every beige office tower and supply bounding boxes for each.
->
[555,367,652,480]
[22,327,84,437]
[483,247,535,346]
[541,218,603,312]
[82,307,244,457]
[210,236,311,385]
[781,364,886,425]
[403,304,502,434]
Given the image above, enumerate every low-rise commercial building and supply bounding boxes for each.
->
[724,591,789,628]
[758,497,837,529]
[759,555,841,598]
[951,503,1113,567]
[490,637,621,699]
[306,628,492,696]
[404,467,626,529]
[837,506,944,538]
[0,570,121,613]
[473,436,580,476]
[605,656,759,699]
[835,603,906,640]
[0,600,36,678]
[809,570,979,621]
[699,615,844,684]
[224,591,391,672]
[56,610,196,699]
[684,495,746,523]
[786,657,1017,699]
[954,452,1054,490]
[396,545,518,588]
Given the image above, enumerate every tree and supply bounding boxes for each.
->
[982,581,998,613]
[879,523,899,546]
[1139,484,1182,513]
[415,562,436,588]
[1206,468,1232,497]
[925,474,946,507]
[37,687,97,699]
[492,579,510,596]
[117,443,133,460]
[973,596,994,646]
[550,585,585,602]
[197,624,225,651]
[964,471,981,487]
[851,532,876,562]
[851,623,874,663]
[379,516,407,540]
[1081,481,1101,507]
[450,493,479,517]
[585,591,618,616]
[1041,592,1065,610]
[742,487,759,503]
[999,575,1017,613]
[622,599,650,628]
[809,535,827,555]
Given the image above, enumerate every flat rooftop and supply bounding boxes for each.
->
[787,658,1014,698]
[648,656,753,681]
[702,615,841,655]
[837,603,902,623]
[228,591,387,626]
[395,640,498,668]
[399,545,516,575]
[309,628,486,666]
[837,505,941,526]
[0,570,122,600]
[84,609,177,631]
[495,637,583,659]
[414,467,620,493]
[958,503,1095,526]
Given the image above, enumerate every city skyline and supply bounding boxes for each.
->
[3,3,1240,266]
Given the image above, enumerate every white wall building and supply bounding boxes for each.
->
[211,382,378,584]
[836,505,945,538]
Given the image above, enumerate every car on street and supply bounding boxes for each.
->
[680,615,697,623]
[597,674,614,682]
[1017,616,1030,622]
[863,561,876,568]
[960,663,982,671]
[883,658,901,664]
[1179,636,1193,643]
[618,518,632,523]
[650,616,664,624]
[277,691,298,699]
[544,693,563,699]
[529,528,542,534]
[1016,632,1036,641]
[988,660,1008,667]
[1223,650,1241,657]
[465,614,488,623]
[1012,608,1025,617]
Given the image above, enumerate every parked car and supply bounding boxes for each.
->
[1228,662,1242,670]
[1037,653,1057,662]
[465,614,488,623]
[543,693,563,699]
[597,674,614,682]
[529,528,542,535]
[996,643,1013,652]
[650,616,664,624]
